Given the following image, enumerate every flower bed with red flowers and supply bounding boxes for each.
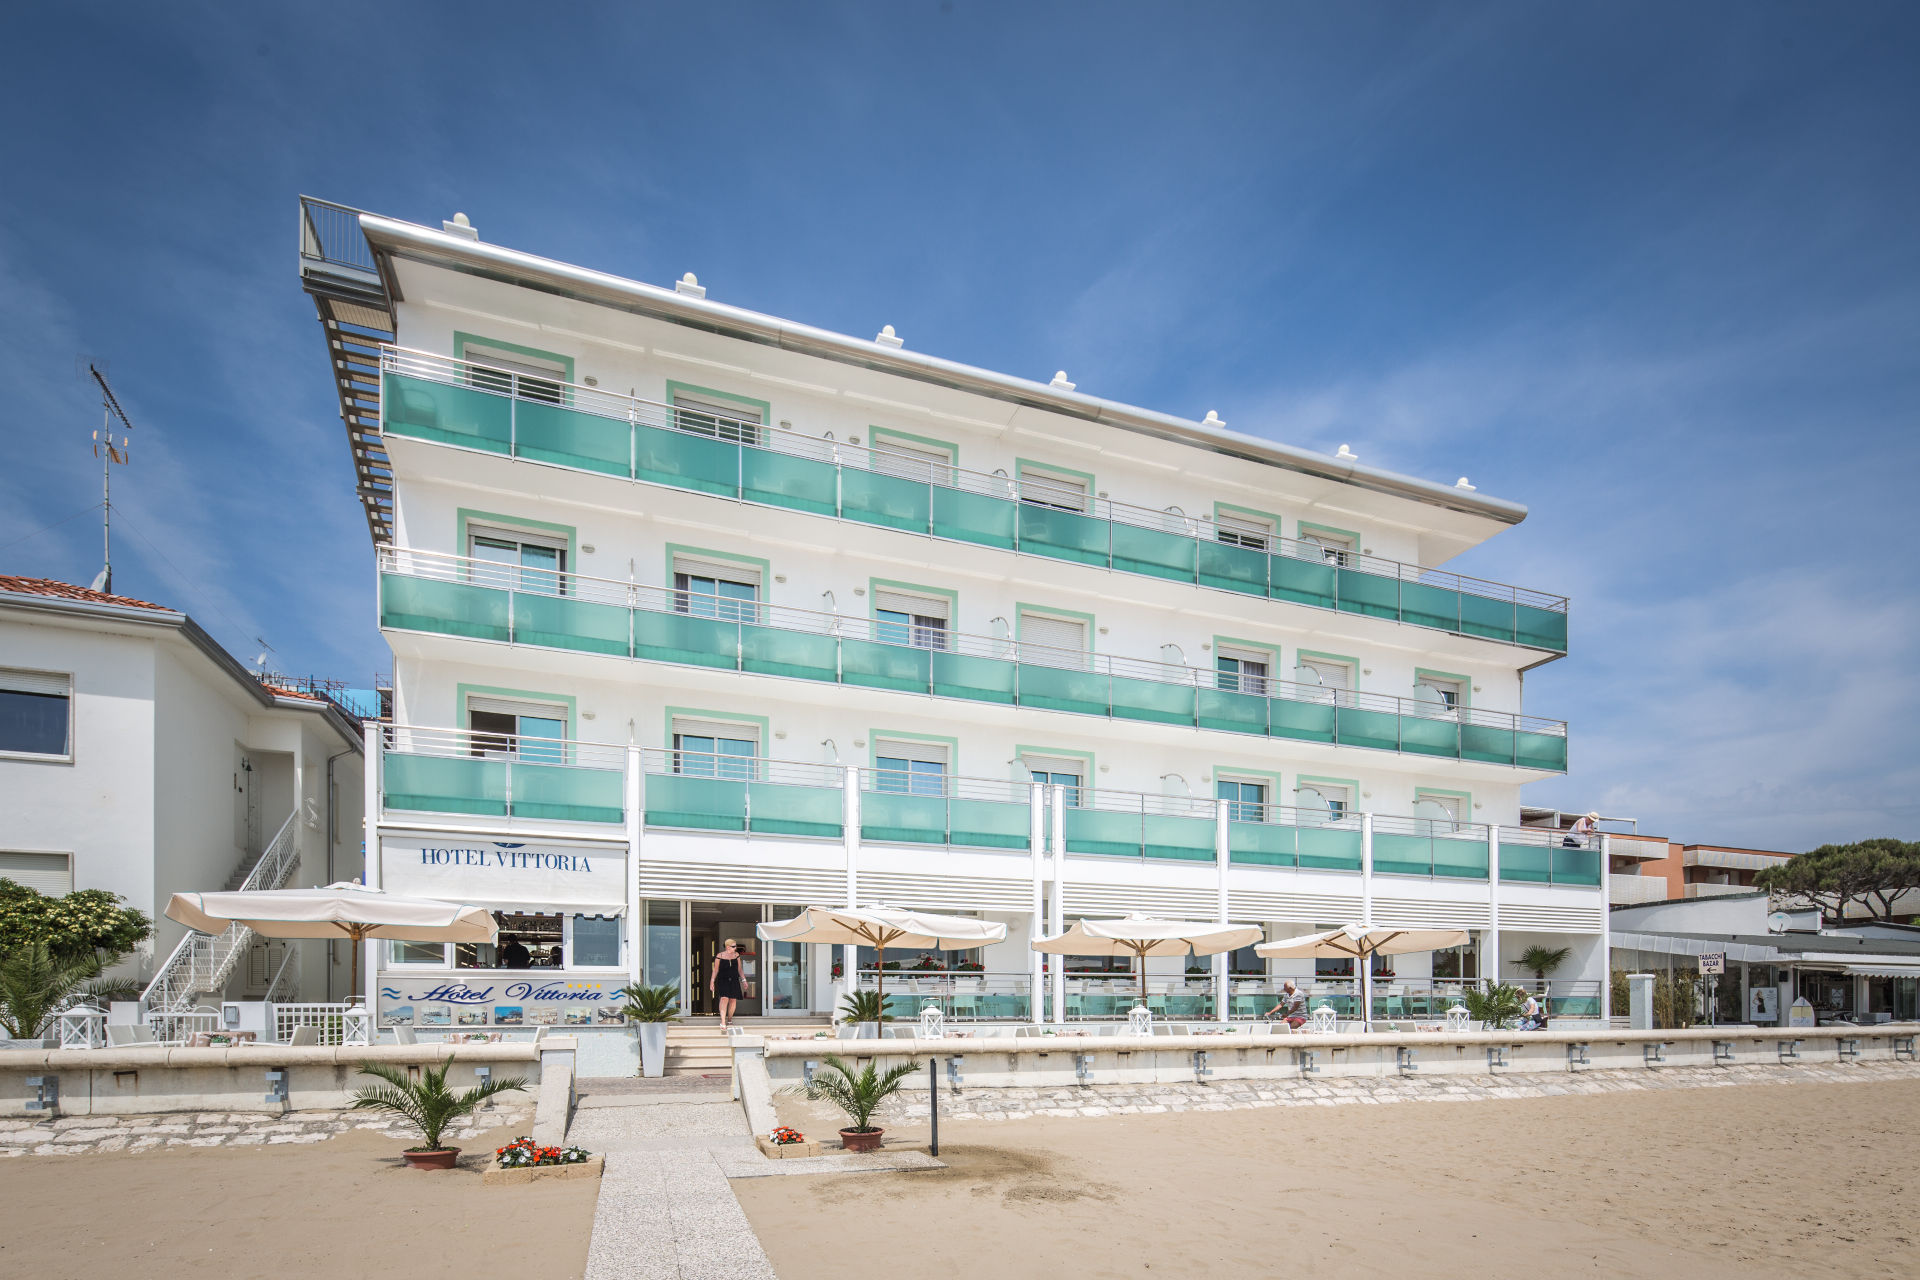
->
[768,1126,806,1146]
[495,1136,592,1168]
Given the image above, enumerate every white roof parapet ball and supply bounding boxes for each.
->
[875,324,904,348]
[442,212,479,240]
[1335,443,1358,461]
[1455,477,1477,490]
[1050,371,1077,391]
[674,272,707,299]
[1201,410,1225,428]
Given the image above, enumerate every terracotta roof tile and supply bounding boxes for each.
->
[0,576,173,612]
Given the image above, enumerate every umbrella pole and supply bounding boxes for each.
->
[1139,944,1149,1008]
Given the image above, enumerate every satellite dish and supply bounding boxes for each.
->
[1767,911,1791,934]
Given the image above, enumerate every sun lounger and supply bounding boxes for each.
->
[106,1023,155,1047]
[287,1026,320,1047]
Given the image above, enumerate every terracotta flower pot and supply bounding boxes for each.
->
[403,1147,460,1170]
[839,1128,883,1154]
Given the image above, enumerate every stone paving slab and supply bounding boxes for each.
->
[712,1146,945,1179]
[0,1104,535,1157]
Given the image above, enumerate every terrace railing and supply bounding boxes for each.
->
[142,809,301,1016]
[379,545,1569,772]
[382,725,629,824]
[379,347,1570,652]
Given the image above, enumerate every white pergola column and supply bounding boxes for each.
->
[1050,784,1066,1024]
[362,721,382,1014]
[841,766,861,1015]
[1598,832,1612,1019]
[624,746,643,985]
[1360,811,1374,926]
[1029,781,1046,1024]
[1487,824,1502,991]
[1214,798,1230,1021]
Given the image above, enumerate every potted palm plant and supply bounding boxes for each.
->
[807,1053,918,1153]
[617,982,681,1078]
[350,1055,527,1169]
[839,989,889,1038]
[1460,980,1526,1030]
[0,943,136,1047]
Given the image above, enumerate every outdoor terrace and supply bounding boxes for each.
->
[379,348,1570,653]
[379,547,1570,772]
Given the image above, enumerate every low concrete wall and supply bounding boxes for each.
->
[0,1043,545,1118]
[752,1024,1920,1091]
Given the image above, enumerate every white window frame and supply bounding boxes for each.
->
[870,437,954,486]
[1017,610,1090,670]
[1294,657,1355,703]
[1299,528,1356,566]
[873,738,951,797]
[1214,511,1274,552]
[467,523,570,594]
[0,849,74,895]
[465,695,571,761]
[1215,774,1270,822]
[464,344,568,404]
[0,668,74,763]
[670,391,764,445]
[1295,781,1352,823]
[1016,464,1091,514]
[1215,644,1275,696]
[873,587,952,651]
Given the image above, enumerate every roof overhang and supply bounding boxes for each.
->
[359,214,1530,527]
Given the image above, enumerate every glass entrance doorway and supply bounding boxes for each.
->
[642,900,813,1016]
[688,901,765,1017]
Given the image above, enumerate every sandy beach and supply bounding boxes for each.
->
[739,1077,1920,1279]
[0,1119,598,1280]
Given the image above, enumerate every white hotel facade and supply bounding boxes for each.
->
[298,199,1605,1056]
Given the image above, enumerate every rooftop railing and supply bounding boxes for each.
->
[298,196,379,276]
[378,546,1569,772]
[379,347,1570,652]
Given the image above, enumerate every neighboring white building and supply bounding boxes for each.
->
[297,198,1605,1059]
[0,577,367,1016]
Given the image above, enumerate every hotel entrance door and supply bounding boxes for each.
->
[689,902,763,1017]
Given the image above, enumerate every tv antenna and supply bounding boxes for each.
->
[88,364,134,594]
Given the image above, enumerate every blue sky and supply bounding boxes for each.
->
[2,3,1915,849]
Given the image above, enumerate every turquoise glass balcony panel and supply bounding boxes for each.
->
[949,798,1030,850]
[634,611,738,669]
[383,753,506,817]
[512,593,629,657]
[1432,836,1490,880]
[740,626,838,682]
[384,373,512,453]
[1335,567,1399,620]
[1461,724,1517,766]
[1109,676,1195,726]
[861,792,948,844]
[1144,814,1215,862]
[1198,687,1268,734]
[1017,505,1108,567]
[841,639,933,693]
[1297,825,1363,870]
[1516,604,1568,652]
[1064,807,1141,857]
[747,781,842,838]
[1198,541,1267,594]
[1458,593,1518,645]
[841,469,931,533]
[1498,845,1551,884]
[1515,731,1568,772]
[1112,524,1197,582]
[1551,846,1601,886]
[1372,833,1433,877]
[1269,555,1337,608]
[514,400,629,477]
[1399,715,1461,759]
[1400,582,1463,634]
[1270,698,1336,744]
[1336,706,1401,752]
[633,422,739,498]
[742,447,837,517]
[644,774,746,831]
[1018,664,1108,716]
[930,651,1015,703]
[1229,821,1296,866]
[931,487,1016,549]
[380,573,510,642]
[509,763,625,823]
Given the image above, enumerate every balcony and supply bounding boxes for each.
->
[381,727,627,824]
[1491,826,1604,887]
[379,547,1570,773]
[1685,881,1760,899]
[379,348,1570,653]
[1609,873,1671,904]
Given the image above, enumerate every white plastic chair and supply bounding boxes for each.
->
[288,1025,320,1047]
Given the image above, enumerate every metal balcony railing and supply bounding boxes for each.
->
[378,347,1570,652]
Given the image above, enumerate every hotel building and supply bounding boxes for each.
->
[297,199,1607,1062]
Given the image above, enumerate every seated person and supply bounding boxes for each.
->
[1518,993,1548,1029]
[1263,980,1308,1029]
[546,944,563,968]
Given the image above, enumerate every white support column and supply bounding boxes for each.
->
[1598,832,1612,1020]
[1049,784,1066,1025]
[624,746,643,985]
[1487,824,1502,992]
[362,721,382,1015]
[1359,811,1374,926]
[1214,798,1230,1022]
[841,766,861,1017]
[1029,781,1046,1025]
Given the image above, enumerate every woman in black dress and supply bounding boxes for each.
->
[711,938,745,1029]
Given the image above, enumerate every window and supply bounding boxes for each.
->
[873,589,951,651]
[390,940,447,966]
[1299,528,1355,566]
[1215,511,1274,552]
[1216,778,1268,822]
[1017,465,1090,513]
[671,554,761,623]
[468,526,567,594]
[1414,791,1465,833]
[1018,611,1089,669]
[0,669,71,758]
[1023,755,1085,807]
[671,391,762,445]
[671,717,760,779]
[1414,674,1464,716]
[874,739,949,796]
[1294,657,1353,702]
[1295,782,1350,823]
[570,914,623,968]
[465,345,565,405]
[0,851,72,895]
[1214,646,1273,696]
[871,437,953,486]
[467,696,568,763]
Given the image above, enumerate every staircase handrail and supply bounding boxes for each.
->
[141,809,302,1013]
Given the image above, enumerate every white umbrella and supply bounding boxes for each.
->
[1032,914,1263,1006]
[1256,924,1469,1026]
[165,881,498,995]
[759,906,1008,1020]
